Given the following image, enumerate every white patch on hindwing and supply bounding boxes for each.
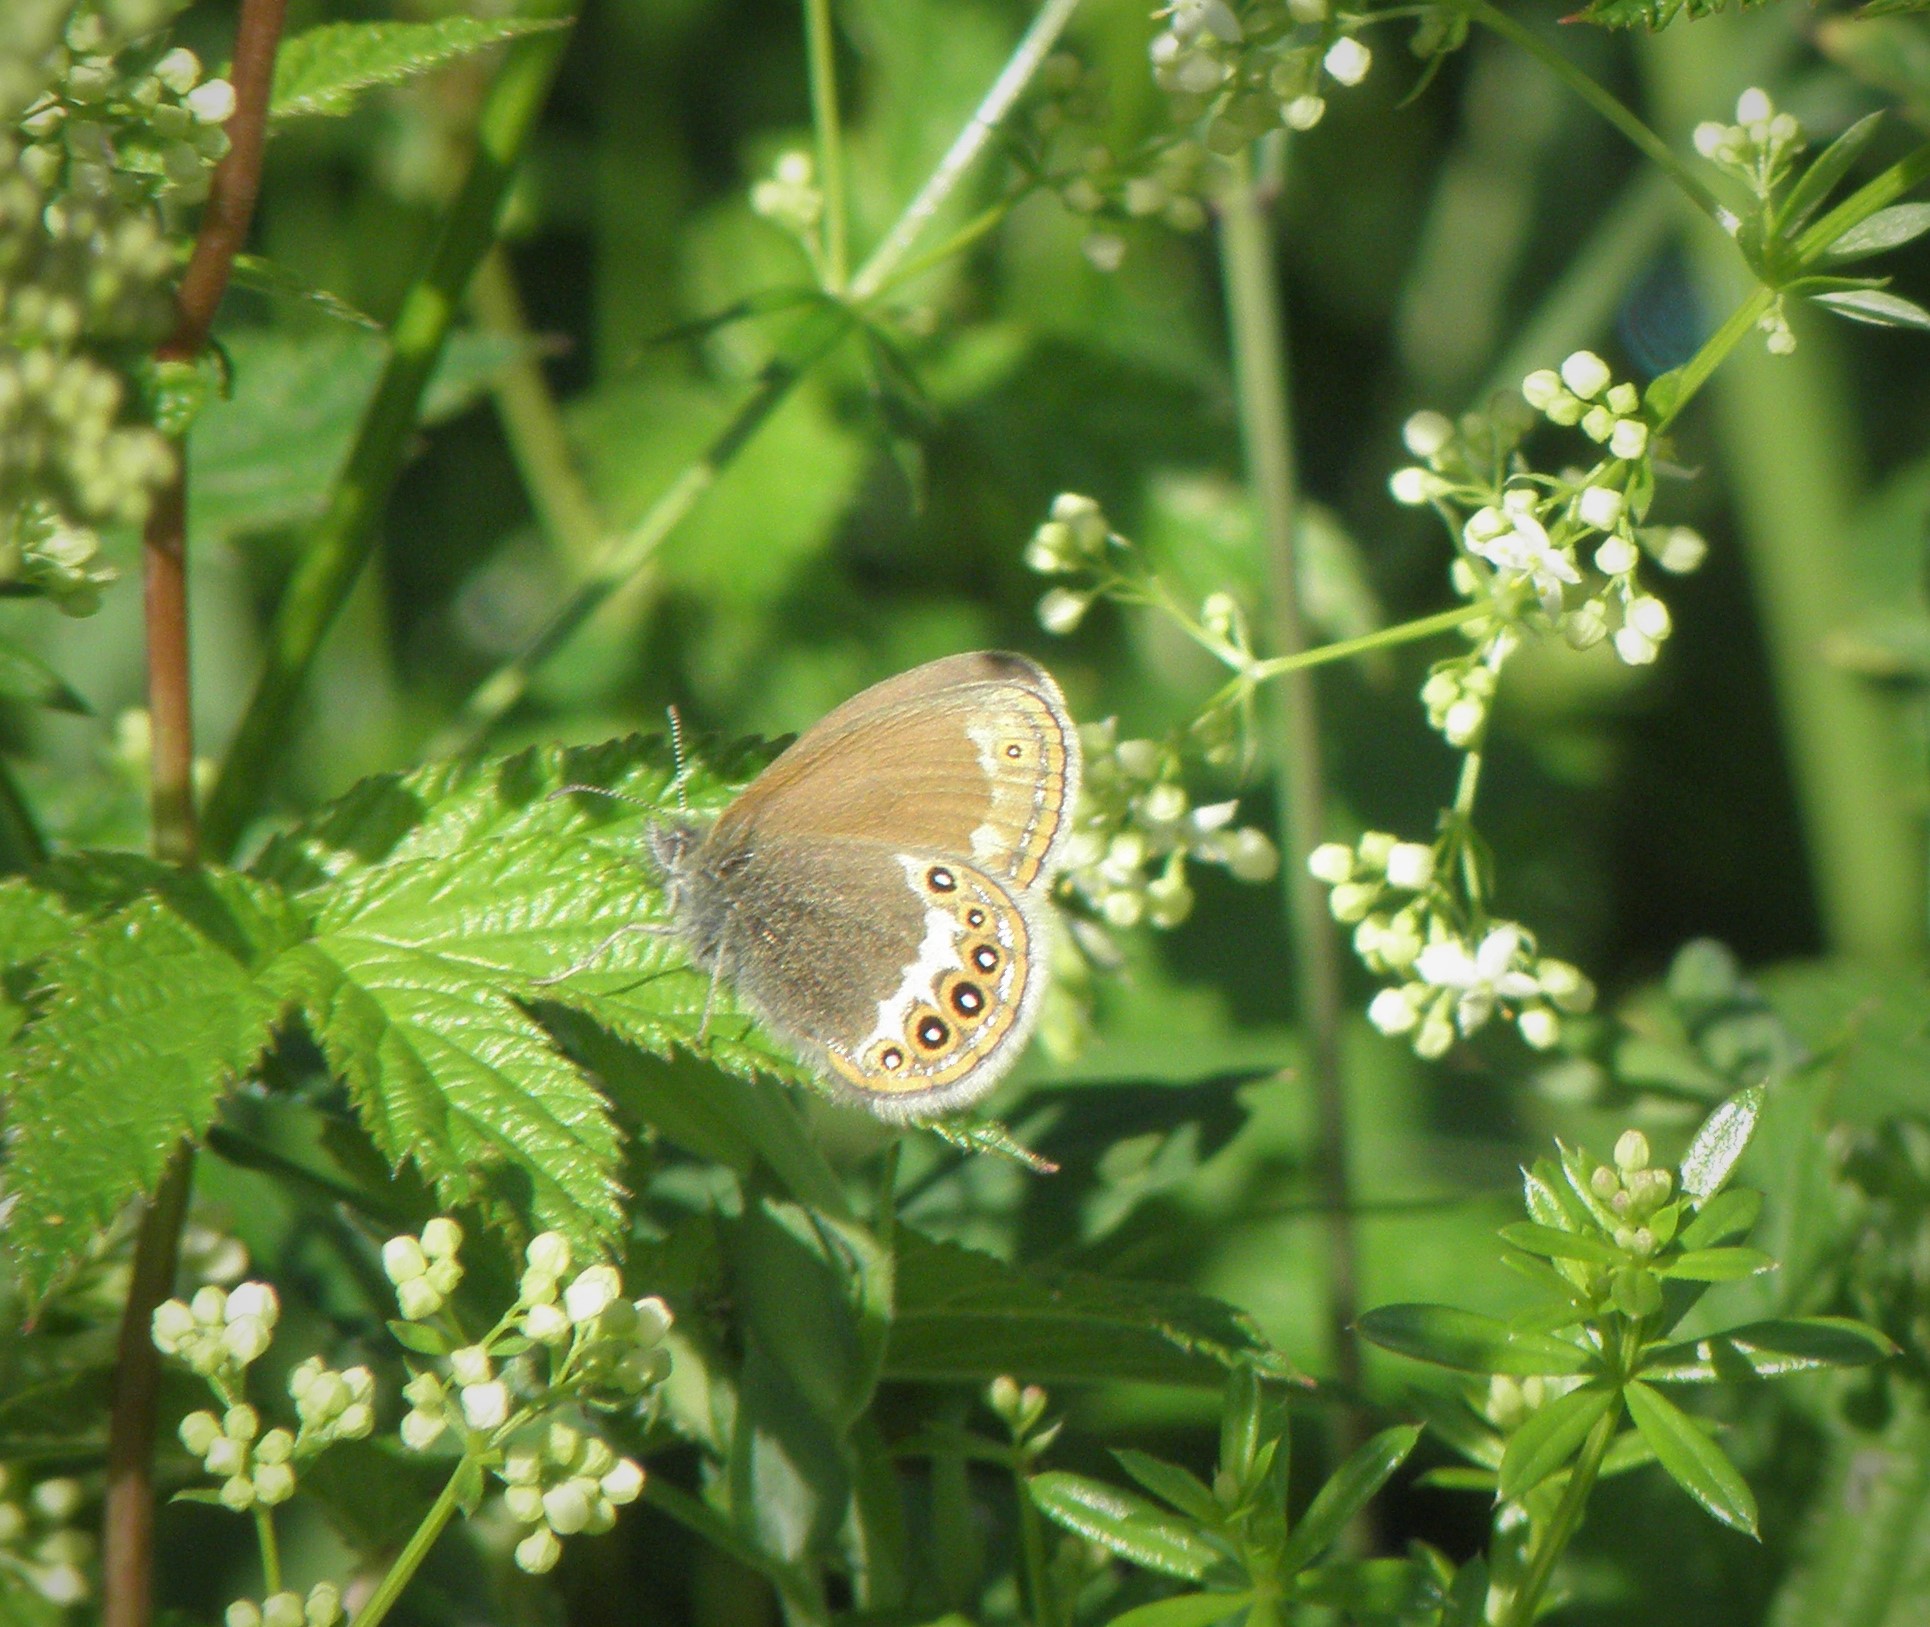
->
[854,855,1018,1060]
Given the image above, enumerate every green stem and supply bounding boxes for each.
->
[1218,146,1362,1423]
[0,755,46,872]
[254,1507,281,1595]
[1466,0,1726,224]
[201,10,575,858]
[848,0,1085,301]
[1496,1406,1617,1627]
[345,1457,470,1627]
[469,248,606,568]
[1014,1464,1057,1627]
[429,302,852,755]
[1244,602,1491,685]
[803,0,849,291]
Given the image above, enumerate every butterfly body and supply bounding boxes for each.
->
[651,651,1080,1121]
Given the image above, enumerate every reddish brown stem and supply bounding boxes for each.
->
[107,2,287,1622]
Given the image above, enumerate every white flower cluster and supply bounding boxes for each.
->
[1026,491,1115,633]
[749,149,822,242]
[1391,353,1707,713]
[1692,87,1807,353]
[151,1280,280,1379]
[382,1215,465,1320]
[222,1582,343,1627]
[1309,832,1594,1056]
[0,1469,92,1608]
[1588,1129,1675,1260]
[2,0,235,594]
[498,1422,646,1575]
[388,1224,667,1575]
[1149,0,1373,145]
[179,1404,298,1512]
[1061,719,1277,930]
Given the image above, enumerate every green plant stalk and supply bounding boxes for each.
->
[1495,1405,1617,1627]
[1014,1464,1059,1627]
[1643,22,1925,958]
[431,301,852,755]
[803,0,849,291]
[201,10,575,858]
[343,1456,469,1627]
[0,755,46,872]
[1465,0,1725,224]
[1243,602,1491,686]
[1218,146,1362,1414]
[469,248,606,568]
[848,0,1085,301]
[255,1507,281,1594]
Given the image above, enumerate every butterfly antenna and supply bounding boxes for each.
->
[667,704,692,818]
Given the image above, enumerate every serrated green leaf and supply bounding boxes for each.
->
[1497,1384,1617,1504]
[1640,1316,1898,1381]
[1100,1591,1250,1627]
[269,17,570,119]
[1658,1246,1775,1281]
[887,1231,1291,1386]
[0,638,88,715]
[1779,112,1886,238]
[1357,1305,1595,1376]
[1680,1086,1765,1199]
[1028,1472,1222,1579]
[4,872,300,1297]
[1113,1449,1222,1526]
[1813,287,1930,330]
[1501,1221,1625,1266]
[1279,1426,1420,1575]
[1623,1380,1758,1534]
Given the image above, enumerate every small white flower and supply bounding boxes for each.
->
[382,1237,428,1285]
[396,1278,442,1321]
[1388,466,1436,506]
[1402,409,1453,458]
[1367,985,1421,1035]
[1037,587,1092,635]
[152,1299,195,1354]
[565,1265,622,1325]
[1609,418,1650,460]
[1308,842,1355,884]
[1576,487,1624,531]
[224,1316,273,1366]
[1221,828,1278,882]
[1323,37,1370,86]
[154,47,201,93]
[186,78,235,123]
[543,1480,594,1535]
[1615,626,1658,665]
[1626,595,1671,641]
[226,1601,263,1627]
[420,1217,463,1259]
[1735,87,1772,125]
[525,1302,571,1345]
[180,1411,221,1457]
[1559,351,1612,400]
[1521,369,1564,412]
[306,1583,344,1627]
[516,1528,562,1574]
[1416,925,1541,1033]
[1443,696,1486,747]
[1464,502,1580,617]
[1329,881,1378,922]
[1168,0,1243,42]
[1414,1000,1456,1059]
[261,1596,305,1627]
[450,1345,493,1387]
[461,1381,510,1431]
[1593,535,1637,576]
[1655,525,1707,574]
[254,1462,296,1506]
[225,1283,279,1327]
[1383,842,1435,892]
[1536,958,1595,1011]
[400,1410,446,1452]
[1693,121,1726,158]
[602,1458,646,1504]
[1283,94,1325,130]
[1518,1006,1561,1049]
[525,1231,573,1278]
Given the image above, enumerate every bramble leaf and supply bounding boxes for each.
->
[269,17,570,120]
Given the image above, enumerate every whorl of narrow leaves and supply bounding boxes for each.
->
[267,17,572,120]
[0,733,793,1300]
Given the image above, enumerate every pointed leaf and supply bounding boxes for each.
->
[1278,1425,1420,1575]
[1824,201,1930,260]
[1028,1472,1221,1579]
[1623,1380,1758,1534]
[1358,1305,1595,1376]
[1290,1558,1441,1614]
[1658,1246,1776,1281]
[1101,1592,1251,1627]
[1676,1186,1762,1250]
[1640,1317,1898,1382]
[1680,1086,1764,1199]
[1497,1383,1617,1504]
[269,17,571,119]
[1501,1221,1625,1266]
[1113,1450,1222,1526]
[1778,111,1885,236]
[4,871,300,1296]
[1813,287,1930,329]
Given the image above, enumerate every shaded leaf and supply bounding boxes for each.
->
[1497,1383,1617,1504]
[1640,1317,1898,1382]
[1101,1592,1250,1627]
[1028,1472,1221,1579]
[1112,1449,1221,1526]
[0,639,88,715]
[1779,112,1886,237]
[1824,202,1930,261]
[1676,1186,1762,1250]
[1358,1305,1595,1376]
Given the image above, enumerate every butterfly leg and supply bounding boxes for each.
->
[531,922,674,986]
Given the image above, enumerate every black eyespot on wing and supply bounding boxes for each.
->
[1004,743,1023,760]
[878,1044,905,1070]
[914,1013,950,1051]
[964,907,987,929]
[970,942,1000,974]
[950,981,985,1017]
[926,865,957,893]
